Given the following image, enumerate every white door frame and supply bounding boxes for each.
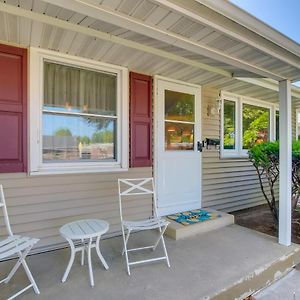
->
[154,75,202,216]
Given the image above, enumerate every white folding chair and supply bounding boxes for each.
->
[0,185,40,300]
[118,178,170,275]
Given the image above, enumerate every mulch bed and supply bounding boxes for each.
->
[231,204,300,244]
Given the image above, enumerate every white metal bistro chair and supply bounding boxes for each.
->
[118,178,170,275]
[0,185,40,300]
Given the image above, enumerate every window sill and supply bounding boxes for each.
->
[29,165,128,176]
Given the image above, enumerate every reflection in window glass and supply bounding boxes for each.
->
[243,104,270,149]
[223,100,236,149]
[165,90,195,122]
[43,113,116,162]
[165,122,194,150]
[276,111,279,141]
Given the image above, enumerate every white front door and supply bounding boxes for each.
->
[155,77,202,216]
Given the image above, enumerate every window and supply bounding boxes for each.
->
[43,62,117,162]
[221,92,277,158]
[30,48,128,175]
[223,100,236,150]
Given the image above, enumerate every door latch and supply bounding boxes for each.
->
[197,141,203,152]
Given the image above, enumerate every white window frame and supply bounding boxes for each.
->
[220,93,239,158]
[29,47,129,175]
[275,109,280,141]
[296,108,300,140]
[221,91,278,159]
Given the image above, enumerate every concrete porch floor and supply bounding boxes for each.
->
[1,225,300,300]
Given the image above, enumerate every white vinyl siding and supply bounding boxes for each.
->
[202,88,278,212]
[0,167,152,252]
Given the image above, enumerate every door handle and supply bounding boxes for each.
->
[197,141,203,152]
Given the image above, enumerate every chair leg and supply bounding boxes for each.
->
[21,259,40,294]
[62,239,76,283]
[122,227,131,275]
[95,236,109,270]
[6,285,34,300]
[4,247,32,284]
[122,228,131,256]
[152,225,168,251]
[160,229,170,268]
[3,246,40,298]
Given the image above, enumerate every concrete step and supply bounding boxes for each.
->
[254,268,300,300]
[211,241,300,300]
[165,208,235,240]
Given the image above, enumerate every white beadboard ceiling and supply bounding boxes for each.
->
[0,0,300,103]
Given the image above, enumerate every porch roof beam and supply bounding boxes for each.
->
[237,78,300,99]
[155,0,300,76]
[0,2,230,78]
[43,0,287,81]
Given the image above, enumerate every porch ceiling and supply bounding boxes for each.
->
[0,0,300,103]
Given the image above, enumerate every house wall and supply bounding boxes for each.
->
[201,87,285,212]
[0,46,297,253]
[0,167,152,252]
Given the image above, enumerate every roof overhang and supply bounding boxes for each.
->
[196,0,300,58]
[0,0,299,103]
[42,0,300,82]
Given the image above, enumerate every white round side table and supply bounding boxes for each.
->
[59,219,109,287]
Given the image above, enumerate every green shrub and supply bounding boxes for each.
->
[249,141,300,226]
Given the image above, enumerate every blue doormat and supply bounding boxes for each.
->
[167,209,222,226]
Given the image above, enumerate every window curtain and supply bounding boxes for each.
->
[44,62,117,115]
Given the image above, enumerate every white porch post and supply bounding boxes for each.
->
[279,79,292,246]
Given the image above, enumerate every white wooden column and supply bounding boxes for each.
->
[279,79,292,246]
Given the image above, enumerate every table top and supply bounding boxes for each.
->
[60,219,109,240]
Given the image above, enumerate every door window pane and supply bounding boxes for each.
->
[242,103,270,149]
[223,100,236,149]
[165,122,194,150]
[165,90,195,122]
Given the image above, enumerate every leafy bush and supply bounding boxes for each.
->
[249,141,300,226]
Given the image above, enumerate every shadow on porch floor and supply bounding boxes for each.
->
[1,225,300,300]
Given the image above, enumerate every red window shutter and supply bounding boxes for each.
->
[130,72,152,167]
[0,44,27,173]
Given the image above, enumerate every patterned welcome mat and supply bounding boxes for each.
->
[167,209,222,226]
